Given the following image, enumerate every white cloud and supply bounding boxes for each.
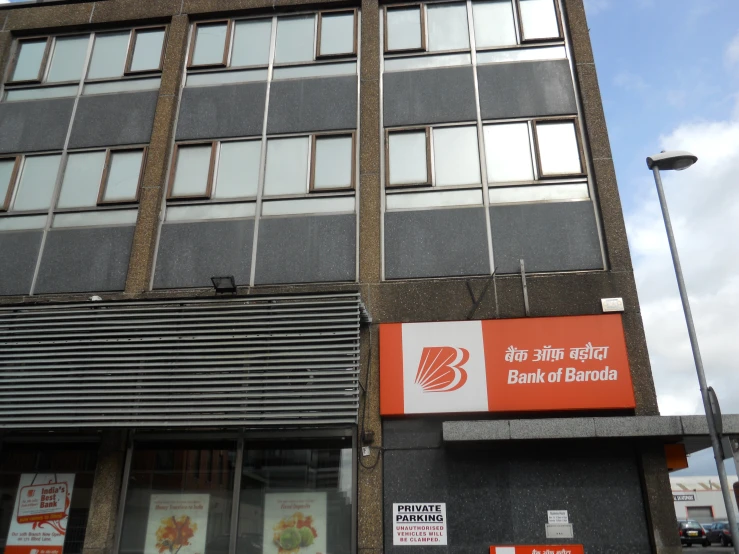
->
[626,112,739,416]
[583,0,611,16]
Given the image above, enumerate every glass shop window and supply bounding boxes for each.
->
[117,439,354,554]
[0,443,99,554]
[118,442,237,554]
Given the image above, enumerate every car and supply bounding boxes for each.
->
[678,520,710,547]
[706,521,734,547]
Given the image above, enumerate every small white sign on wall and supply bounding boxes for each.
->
[547,510,569,524]
[393,503,447,545]
[545,523,574,539]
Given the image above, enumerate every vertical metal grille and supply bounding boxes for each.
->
[0,293,364,429]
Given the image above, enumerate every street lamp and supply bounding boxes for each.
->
[647,150,739,552]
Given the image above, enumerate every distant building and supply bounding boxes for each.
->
[672,476,739,522]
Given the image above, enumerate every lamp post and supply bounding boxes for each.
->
[647,151,739,552]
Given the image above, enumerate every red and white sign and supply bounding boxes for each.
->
[490,546,584,554]
[5,474,75,554]
[380,314,635,415]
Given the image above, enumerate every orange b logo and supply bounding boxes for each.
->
[415,347,469,392]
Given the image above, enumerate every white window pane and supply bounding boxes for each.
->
[536,121,582,175]
[275,16,315,64]
[57,151,106,208]
[488,183,589,204]
[519,0,560,40]
[11,40,47,82]
[427,4,469,52]
[84,77,161,95]
[472,1,517,48]
[171,145,212,197]
[53,210,137,228]
[5,85,78,101]
[192,22,228,66]
[319,12,355,56]
[432,126,481,186]
[384,53,470,72]
[0,215,47,231]
[214,141,261,199]
[232,19,272,67]
[130,29,165,72]
[386,7,422,51]
[388,131,427,186]
[0,159,16,207]
[314,135,353,190]
[47,36,89,83]
[167,203,256,221]
[186,69,267,86]
[264,137,310,196]
[477,45,565,64]
[88,32,129,79]
[103,150,144,202]
[272,62,356,79]
[12,155,62,212]
[262,196,354,216]
[484,123,534,182]
[386,189,482,210]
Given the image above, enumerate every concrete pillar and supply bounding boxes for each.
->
[82,431,128,554]
[639,442,682,554]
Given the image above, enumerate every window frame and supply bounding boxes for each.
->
[7,37,52,85]
[531,117,586,179]
[385,127,433,188]
[97,147,148,206]
[124,26,169,76]
[383,3,428,54]
[309,131,357,192]
[167,141,218,200]
[0,156,21,212]
[515,0,563,43]
[316,9,359,59]
[187,20,234,69]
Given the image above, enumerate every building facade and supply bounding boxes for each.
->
[0,0,683,553]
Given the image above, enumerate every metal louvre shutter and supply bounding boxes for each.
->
[0,293,366,429]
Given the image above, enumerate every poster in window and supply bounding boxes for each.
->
[5,473,75,554]
[143,494,210,554]
[262,492,327,554]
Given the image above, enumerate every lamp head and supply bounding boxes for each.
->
[646,150,698,171]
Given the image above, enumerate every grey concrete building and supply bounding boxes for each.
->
[0,0,695,553]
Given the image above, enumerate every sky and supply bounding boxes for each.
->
[584,0,739,476]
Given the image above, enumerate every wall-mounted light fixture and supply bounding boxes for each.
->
[211,275,236,294]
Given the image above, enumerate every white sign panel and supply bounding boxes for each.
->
[6,473,75,554]
[144,494,210,554]
[393,503,447,545]
[547,510,569,524]
[545,523,574,539]
[262,492,327,554]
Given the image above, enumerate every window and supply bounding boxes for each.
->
[117,438,354,554]
[264,133,356,196]
[384,0,560,55]
[386,126,480,188]
[169,140,262,200]
[0,158,20,212]
[11,154,63,212]
[483,118,583,184]
[5,27,167,100]
[189,11,358,70]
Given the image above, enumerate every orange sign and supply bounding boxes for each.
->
[490,546,584,554]
[380,315,635,415]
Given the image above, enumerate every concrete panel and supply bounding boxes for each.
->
[35,226,135,294]
[0,98,74,154]
[384,419,443,450]
[478,60,578,120]
[68,91,158,149]
[490,200,604,274]
[267,76,358,134]
[153,219,254,289]
[383,443,651,554]
[383,66,477,127]
[255,214,355,285]
[384,208,489,279]
[510,417,597,439]
[176,83,267,140]
[0,231,42,296]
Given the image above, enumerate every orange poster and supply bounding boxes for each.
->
[490,546,584,554]
[380,315,635,415]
